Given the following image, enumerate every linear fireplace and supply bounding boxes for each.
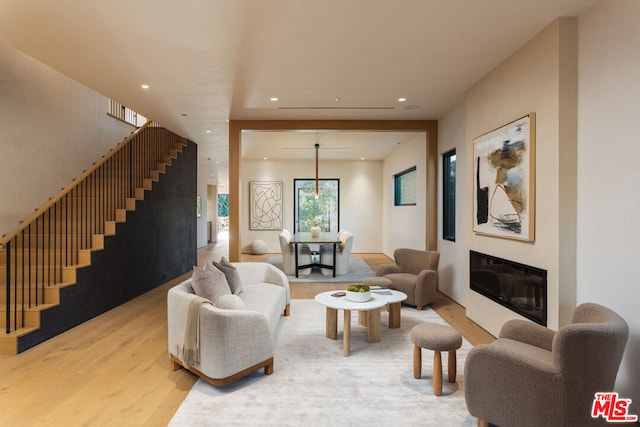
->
[470,250,547,326]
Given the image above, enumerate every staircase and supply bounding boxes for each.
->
[0,123,189,355]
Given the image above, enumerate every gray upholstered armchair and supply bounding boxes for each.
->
[375,248,439,310]
[464,303,629,427]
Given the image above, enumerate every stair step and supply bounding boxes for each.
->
[0,327,38,354]
[0,284,64,305]
[0,303,58,329]
[0,266,77,285]
[3,221,118,249]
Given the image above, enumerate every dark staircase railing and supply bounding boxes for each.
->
[0,122,187,353]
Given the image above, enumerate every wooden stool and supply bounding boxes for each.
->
[409,323,462,396]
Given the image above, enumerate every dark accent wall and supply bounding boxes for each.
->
[17,141,198,353]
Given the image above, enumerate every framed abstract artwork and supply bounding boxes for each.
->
[249,181,283,230]
[473,113,536,241]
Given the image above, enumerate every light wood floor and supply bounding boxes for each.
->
[0,237,494,426]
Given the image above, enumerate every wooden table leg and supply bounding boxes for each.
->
[388,302,401,328]
[358,311,367,326]
[448,350,457,383]
[294,243,299,278]
[413,345,422,379]
[343,309,351,357]
[332,242,337,277]
[326,307,337,340]
[433,350,443,396]
[365,308,381,343]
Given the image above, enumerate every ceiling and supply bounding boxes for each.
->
[0,0,596,192]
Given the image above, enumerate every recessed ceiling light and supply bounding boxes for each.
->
[335,97,341,102]
[361,157,365,160]
[398,97,407,102]
[263,157,268,160]
[141,84,150,90]
[205,130,212,133]
[270,97,279,102]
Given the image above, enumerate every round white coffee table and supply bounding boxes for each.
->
[314,290,407,356]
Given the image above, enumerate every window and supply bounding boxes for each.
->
[443,149,456,241]
[394,166,417,206]
[294,179,339,233]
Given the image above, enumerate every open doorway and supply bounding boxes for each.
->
[217,192,229,239]
[208,184,229,244]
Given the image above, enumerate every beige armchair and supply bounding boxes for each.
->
[464,303,629,427]
[279,229,312,276]
[376,248,439,310]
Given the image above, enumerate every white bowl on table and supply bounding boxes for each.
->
[346,290,371,302]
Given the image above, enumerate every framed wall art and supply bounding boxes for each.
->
[473,113,535,241]
[249,181,283,230]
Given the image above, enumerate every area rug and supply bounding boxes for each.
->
[266,256,375,283]
[169,299,475,427]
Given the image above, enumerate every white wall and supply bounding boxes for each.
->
[240,158,383,254]
[577,0,640,409]
[0,41,134,236]
[196,158,210,248]
[381,133,427,257]
[464,19,576,334]
[207,184,219,244]
[437,1,639,406]
[437,102,468,305]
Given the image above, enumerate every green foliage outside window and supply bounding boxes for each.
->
[218,194,229,217]
[294,179,339,233]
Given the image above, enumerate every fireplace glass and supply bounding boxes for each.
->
[470,250,547,326]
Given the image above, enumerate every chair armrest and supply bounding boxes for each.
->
[415,269,438,303]
[197,305,274,379]
[376,263,401,276]
[233,262,290,304]
[464,340,562,426]
[499,319,555,351]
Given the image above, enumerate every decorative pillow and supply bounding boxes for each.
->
[250,239,267,255]
[215,294,247,310]
[191,262,231,302]
[213,257,244,295]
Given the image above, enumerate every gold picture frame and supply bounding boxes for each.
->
[473,113,535,241]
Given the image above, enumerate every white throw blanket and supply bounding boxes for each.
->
[175,295,213,369]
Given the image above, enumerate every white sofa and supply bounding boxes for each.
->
[167,262,290,386]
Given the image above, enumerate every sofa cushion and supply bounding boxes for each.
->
[191,262,231,302]
[240,283,287,334]
[213,257,244,295]
[215,294,247,310]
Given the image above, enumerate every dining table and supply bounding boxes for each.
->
[290,232,341,278]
